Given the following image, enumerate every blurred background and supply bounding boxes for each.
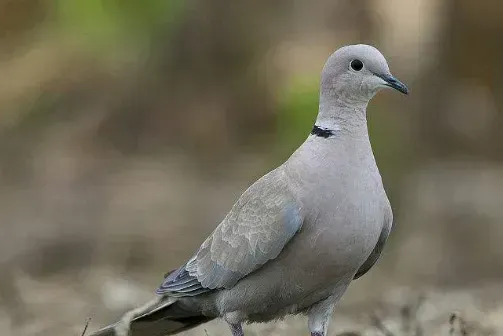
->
[1,0,502,335]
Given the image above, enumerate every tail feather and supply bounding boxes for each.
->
[89,299,214,336]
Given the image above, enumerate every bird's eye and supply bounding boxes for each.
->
[350,59,364,71]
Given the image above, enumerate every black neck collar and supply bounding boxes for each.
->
[311,125,336,138]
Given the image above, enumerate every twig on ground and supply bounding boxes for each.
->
[80,317,91,336]
[449,313,468,336]
[400,293,425,336]
[370,313,395,336]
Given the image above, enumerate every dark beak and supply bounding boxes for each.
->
[377,74,409,95]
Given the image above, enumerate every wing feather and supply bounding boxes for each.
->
[157,168,303,295]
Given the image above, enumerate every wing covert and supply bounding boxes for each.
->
[157,168,303,295]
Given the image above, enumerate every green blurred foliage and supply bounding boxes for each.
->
[275,76,319,157]
[53,0,184,49]
[1,0,186,134]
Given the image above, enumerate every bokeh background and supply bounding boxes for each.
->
[1,0,502,335]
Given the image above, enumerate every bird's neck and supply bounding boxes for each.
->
[314,97,370,139]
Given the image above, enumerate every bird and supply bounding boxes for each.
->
[90,44,408,336]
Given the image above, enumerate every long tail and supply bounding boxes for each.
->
[89,298,214,336]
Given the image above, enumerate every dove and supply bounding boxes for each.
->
[90,44,408,336]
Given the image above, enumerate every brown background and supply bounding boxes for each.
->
[0,0,502,335]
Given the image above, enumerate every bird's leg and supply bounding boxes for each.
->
[114,296,162,336]
[227,322,244,336]
[307,295,336,336]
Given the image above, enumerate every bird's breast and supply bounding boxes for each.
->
[300,177,386,276]
[285,148,388,276]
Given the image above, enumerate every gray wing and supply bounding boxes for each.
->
[157,168,303,295]
[354,204,392,280]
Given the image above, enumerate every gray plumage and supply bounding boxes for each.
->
[90,44,408,336]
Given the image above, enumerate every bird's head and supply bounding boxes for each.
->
[320,44,408,106]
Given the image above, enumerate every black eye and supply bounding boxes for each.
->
[350,59,364,71]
